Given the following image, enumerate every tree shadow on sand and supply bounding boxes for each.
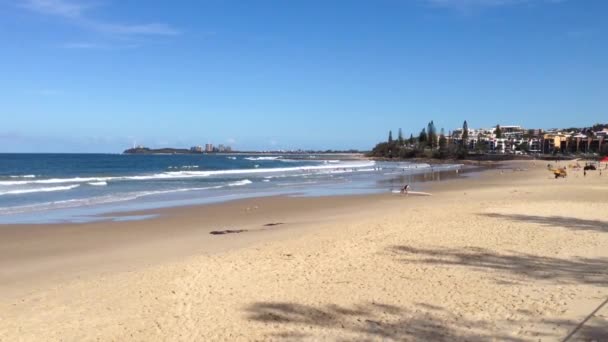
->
[390,245,608,286]
[244,244,608,341]
[479,213,608,233]
[544,316,608,342]
[244,301,530,341]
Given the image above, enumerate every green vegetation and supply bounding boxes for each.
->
[461,120,468,149]
[368,121,608,160]
[601,144,608,157]
[495,125,502,139]
[369,120,469,160]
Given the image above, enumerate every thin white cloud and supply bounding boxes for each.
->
[19,0,180,36]
[91,22,179,36]
[21,0,87,17]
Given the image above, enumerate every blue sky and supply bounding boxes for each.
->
[0,0,606,152]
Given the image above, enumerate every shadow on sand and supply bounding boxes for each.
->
[245,301,528,341]
[479,213,608,233]
[391,245,608,286]
[245,244,608,341]
[244,210,608,340]
[387,245,608,340]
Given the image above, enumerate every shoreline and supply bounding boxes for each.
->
[2,159,607,340]
[0,161,465,225]
[0,193,395,299]
[0,163,484,298]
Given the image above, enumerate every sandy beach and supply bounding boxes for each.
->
[1,160,607,341]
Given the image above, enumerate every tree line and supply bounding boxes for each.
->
[369,120,511,159]
[370,120,608,159]
[370,121,464,159]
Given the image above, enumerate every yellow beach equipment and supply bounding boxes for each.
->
[552,168,567,178]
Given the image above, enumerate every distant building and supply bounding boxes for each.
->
[211,144,233,153]
[190,145,203,153]
[595,128,608,138]
[205,144,214,152]
[529,138,542,153]
[528,129,544,137]
[434,123,604,155]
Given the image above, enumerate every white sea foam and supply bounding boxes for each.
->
[8,175,36,178]
[244,156,281,161]
[0,185,225,215]
[0,161,377,186]
[0,184,80,196]
[168,165,199,169]
[0,176,111,186]
[88,181,107,186]
[227,156,237,160]
[228,179,252,187]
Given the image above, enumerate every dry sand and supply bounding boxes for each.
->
[1,160,607,341]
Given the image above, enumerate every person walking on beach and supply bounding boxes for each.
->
[400,184,410,195]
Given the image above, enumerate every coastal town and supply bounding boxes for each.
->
[371,122,608,159]
[450,124,608,155]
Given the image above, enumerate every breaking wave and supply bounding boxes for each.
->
[244,156,281,161]
[0,161,376,186]
[0,184,80,196]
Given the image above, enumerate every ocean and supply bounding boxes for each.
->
[0,153,461,223]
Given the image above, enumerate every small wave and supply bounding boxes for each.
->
[0,184,80,196]
[168,165,199,170]
[0,161,377,186]
[9,175,36,178]
[275,159,306,163]
[0,185,224,215]
[227,156,237,160]
[0,176,114,186]
[88,181,107,186]
[228,179,252,187]
[244,156,281,161]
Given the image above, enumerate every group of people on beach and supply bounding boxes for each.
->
[548,161,605,178]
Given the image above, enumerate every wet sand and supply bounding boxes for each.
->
[0,194,394,299]
[1,160,607,341]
